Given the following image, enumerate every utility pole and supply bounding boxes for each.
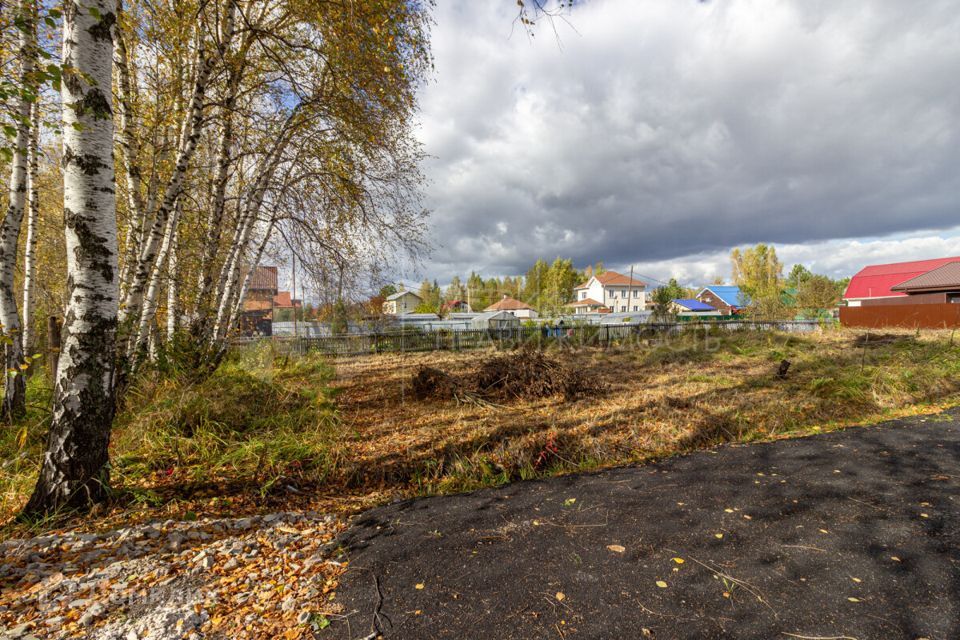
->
[291,249,298,338]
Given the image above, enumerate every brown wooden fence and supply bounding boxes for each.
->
[840,303,960,329]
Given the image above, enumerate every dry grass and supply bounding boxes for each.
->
[330,327,960,496]
[2,326,959,529]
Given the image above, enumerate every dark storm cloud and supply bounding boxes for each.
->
[414,0,960,281]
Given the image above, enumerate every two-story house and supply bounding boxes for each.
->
[239,266,279,335]
[569,271,647,314]
[382,290,422,315]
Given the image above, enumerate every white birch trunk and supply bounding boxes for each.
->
[132,200,180,357]
[120,1,235,326]
[0,0,36,420]
[194,70,241,322]
[114,0,146,293]
[25,0,119,515]
[21,99,41,353]
[166,222,180,341]
[209,123,296,343]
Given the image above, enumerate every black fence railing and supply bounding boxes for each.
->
[234,320,829,358]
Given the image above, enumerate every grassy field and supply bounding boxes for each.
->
[2,326,959,527]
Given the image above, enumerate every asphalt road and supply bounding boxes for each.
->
[325,408,960,640]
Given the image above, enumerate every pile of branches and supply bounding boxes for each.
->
[851,333,915,348]
[410,350,605,405]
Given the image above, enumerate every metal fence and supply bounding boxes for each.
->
[238,320,828,358]
[840,303,960,330]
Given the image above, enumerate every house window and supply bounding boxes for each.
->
[580,291,586,300]
[634,290,640,297]
[611,291,617,299]
[621,306,627,312]
[622,289,628,297]
[633,305,638,312]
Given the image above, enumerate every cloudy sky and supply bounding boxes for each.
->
[403,0,960,287]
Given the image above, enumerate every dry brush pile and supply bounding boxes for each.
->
[411,349,606,405]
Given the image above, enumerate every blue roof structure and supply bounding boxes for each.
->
[699,285,749,307]
[674,298,715,312]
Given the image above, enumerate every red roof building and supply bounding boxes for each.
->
[574,271,647,290]
[843,256,960,304]
[484,295,539,319]
[273,291,302,309]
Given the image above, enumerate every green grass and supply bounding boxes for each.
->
[3,328,959,527]
[1,343,341,520]
[111,343,340,493]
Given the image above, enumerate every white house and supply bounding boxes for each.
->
[484,295,539,319]
[382,290,422,315]
[569,271,647,314]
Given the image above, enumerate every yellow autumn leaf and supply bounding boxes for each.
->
[655,580,668,588]
[671,557,684,564]
[848,597,860,602]
[415,583,424,590]
[607,544,625,553]
[714,533,723,539]
[555,592,565,601]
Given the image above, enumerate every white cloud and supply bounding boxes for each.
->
[626,226,960,287]
[412,0,960,282]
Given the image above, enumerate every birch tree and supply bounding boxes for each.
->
[24,0,118,515]
[21,99,40,352]
[0,0,37,420]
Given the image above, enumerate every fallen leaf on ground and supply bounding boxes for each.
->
[555,592,565,601]
[655,581,668,588]
[415,583,425,590]
[671,557,684,564]
[606,544,625,553]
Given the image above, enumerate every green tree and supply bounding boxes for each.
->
[330,299,350,334]
[796,274,841,313]
[522,258,550,309]
[785,264,813,289]
[660,277,692,301]
[732,244,787,318]
[544,257,579,315]
[445,275,466,303]
[650,287,677,322]
[415,279,441,313]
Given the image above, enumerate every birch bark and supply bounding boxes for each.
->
[114,0,146,293]
[24,0,119,515]
[21,99,41,353]
[119,0,235,326]
[166,222,180,341]
[132,200,180,357]
[0,0,37,420]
